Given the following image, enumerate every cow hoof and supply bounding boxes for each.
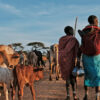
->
[49,76,52,81]
[56,77,59,80]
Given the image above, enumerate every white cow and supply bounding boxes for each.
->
[49,44,60,80]
[0,65,14,100]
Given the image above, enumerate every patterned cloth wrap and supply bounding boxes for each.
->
[83,54,100,86]
[58,35,79,80]
[81,25,100,86]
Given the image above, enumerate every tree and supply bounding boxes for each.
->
[12,43,24,51]
[27,42,45,50]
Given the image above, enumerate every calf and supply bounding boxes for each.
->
[12,64,44,100]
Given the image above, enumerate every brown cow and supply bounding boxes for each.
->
[12,64,44,100]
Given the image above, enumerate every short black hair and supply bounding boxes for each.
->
[64,26,74,35]
[88,15,97,24]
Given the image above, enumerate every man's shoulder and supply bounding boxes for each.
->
[59,35,77,40]
[59,35,66,41]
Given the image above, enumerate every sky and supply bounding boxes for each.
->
[0,0,100,50]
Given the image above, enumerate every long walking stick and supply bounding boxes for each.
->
[74,16,78,36]
[74,17,78,89]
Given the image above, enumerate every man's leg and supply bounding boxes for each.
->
[83,86,89,100]
[70,76,79,100]
[96,86,100,100]
[65,79,70,100]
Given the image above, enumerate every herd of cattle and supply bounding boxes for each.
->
[0,44,60,100]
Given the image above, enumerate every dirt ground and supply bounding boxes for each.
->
[0,61,96,100]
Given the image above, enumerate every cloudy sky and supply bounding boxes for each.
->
[0,0,100,50]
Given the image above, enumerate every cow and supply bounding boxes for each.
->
[0,45,20,99]
[18,51,28,65]
[12,64,44,100]
[48,44,60,80]
[0,65,14,100]
[27,50,45,67]
[27,51,38,67]
[34,50,45,67]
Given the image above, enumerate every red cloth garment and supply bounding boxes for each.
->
[81,25,100,56]
[58,35,79,80]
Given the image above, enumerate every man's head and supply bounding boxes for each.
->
[88,15,98,26]
[64,26,74,35]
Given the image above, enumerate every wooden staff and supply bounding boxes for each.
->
[74,16,78,36]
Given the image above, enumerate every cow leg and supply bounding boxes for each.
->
[40,58,45,67]
[37,59,40,67]
[29,84,35,100]
[18,83,24,100]
[12,80,17,100]
[12,85,16,100]
[49,63,53,81]
[65,80,70,100]
[56,65,59,80]
[3,83,9,100]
